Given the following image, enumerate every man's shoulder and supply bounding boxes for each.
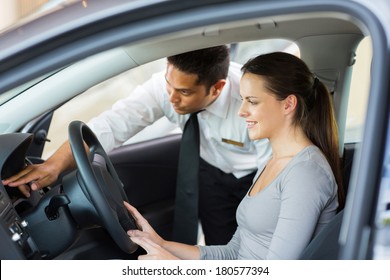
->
[227,61,243,82]
[143,70,167,92]
[225,61,242,100]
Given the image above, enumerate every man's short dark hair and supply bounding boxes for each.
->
[167,45,230,91]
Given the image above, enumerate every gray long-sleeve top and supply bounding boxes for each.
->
[199,145,339,260]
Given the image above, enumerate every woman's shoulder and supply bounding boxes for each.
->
[282,145,336,189]
[292,146,331,170]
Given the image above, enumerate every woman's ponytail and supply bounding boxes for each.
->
[304,80,345,210]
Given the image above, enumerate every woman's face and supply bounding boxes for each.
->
[239,73,286,141]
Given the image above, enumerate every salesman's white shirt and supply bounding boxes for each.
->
[88,61,271,178]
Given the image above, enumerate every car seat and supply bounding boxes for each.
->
[299,210,344,259]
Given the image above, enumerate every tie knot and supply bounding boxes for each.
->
[187,110,203,123]
[190,109,204,117]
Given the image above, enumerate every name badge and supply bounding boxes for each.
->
[221,138,244,147]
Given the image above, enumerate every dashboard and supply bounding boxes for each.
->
[0,133,41,259]
[0,131,139,260]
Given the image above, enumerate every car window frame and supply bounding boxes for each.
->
[0,0,389,260]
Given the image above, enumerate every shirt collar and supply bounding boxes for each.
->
[203,77,231,119]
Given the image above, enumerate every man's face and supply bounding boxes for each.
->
[165,63,220,114]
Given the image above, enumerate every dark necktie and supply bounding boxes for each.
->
[172,112,201,244]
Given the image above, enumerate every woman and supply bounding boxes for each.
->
[125,52,345,260]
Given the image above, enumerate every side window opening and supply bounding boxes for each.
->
[42,40,299,160]
[339,36,372,198]
[344,36,372,144]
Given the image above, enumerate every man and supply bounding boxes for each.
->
[2,46,271,245]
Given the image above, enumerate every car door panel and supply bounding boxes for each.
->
[108,133,181,240]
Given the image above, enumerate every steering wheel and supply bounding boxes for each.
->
[68,120,138,254]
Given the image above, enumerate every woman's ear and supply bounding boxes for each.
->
[283,94,298,114]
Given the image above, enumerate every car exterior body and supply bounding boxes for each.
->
[0,0,389,261]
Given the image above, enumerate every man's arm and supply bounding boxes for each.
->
[3,71,167,194]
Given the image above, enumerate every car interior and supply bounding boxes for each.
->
[0,5,375,260]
